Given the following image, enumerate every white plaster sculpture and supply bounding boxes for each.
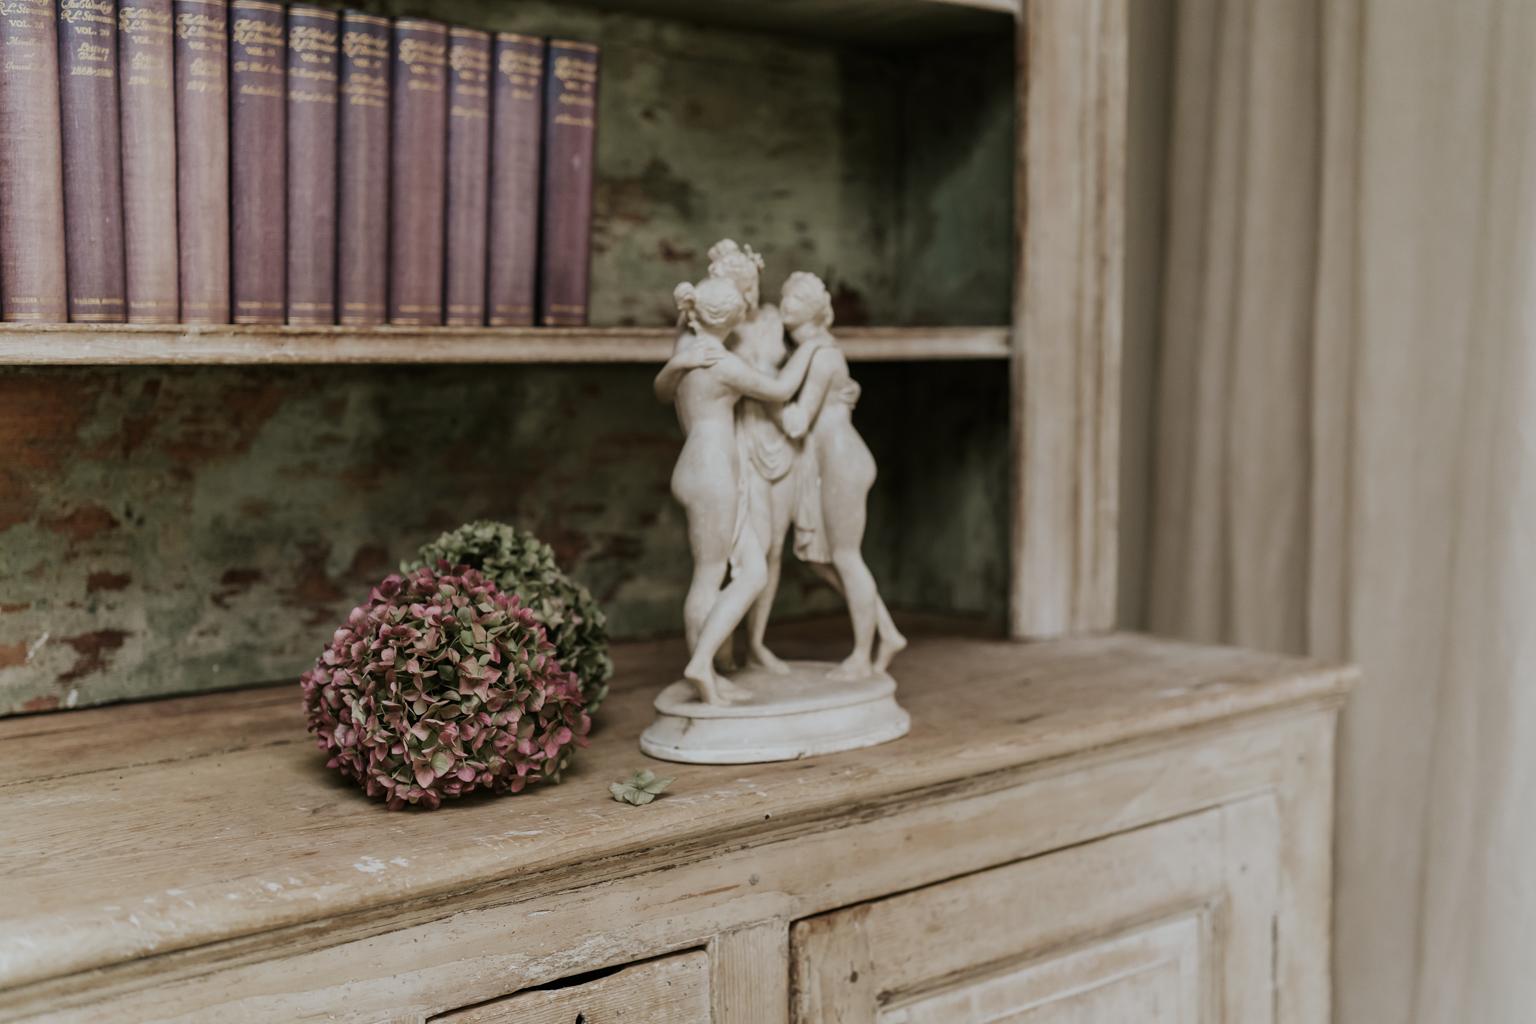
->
[641,241,910,764]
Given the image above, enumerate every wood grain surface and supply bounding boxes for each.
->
[0,617,1351,1004]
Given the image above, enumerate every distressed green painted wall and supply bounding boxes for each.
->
[0,363,1007,715]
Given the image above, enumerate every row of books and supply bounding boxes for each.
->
[0,0,598,327]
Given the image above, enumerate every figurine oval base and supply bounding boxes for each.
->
[639,661,911,765]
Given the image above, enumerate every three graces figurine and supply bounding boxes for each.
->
[655,241,907,707]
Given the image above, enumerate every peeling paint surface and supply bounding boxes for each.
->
[0,364,1006,715]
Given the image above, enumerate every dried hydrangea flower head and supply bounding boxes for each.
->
[300,566,591,810]
[406,521,612,712]
[674,275,747,336]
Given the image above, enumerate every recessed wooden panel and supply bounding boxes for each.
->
[882,916,1203,1023]
[432,950,710,1023]
[791,799,1280,1022]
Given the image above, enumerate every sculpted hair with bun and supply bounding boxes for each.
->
[780,271,834,330]
[675,275,747,333]
[707,239,765,307]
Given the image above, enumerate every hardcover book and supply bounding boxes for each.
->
[336,10,389,327]
[388,17,447,327]
[286,4,338,325]
[538,39,598,327]
[58,0,126,322]
[0,0,68,322]
[487,32,542,328]
[444,26,490,327]
[173,0,229,324]
[118,0,179,323]
[229,0,285,325]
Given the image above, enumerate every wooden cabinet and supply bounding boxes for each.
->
[0,621,1351,1023]
[793,801,1279,1023]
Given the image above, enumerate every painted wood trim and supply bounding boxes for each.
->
[1011,0,1127,638]
[0,324,1010,366]
[712,922,790,1024]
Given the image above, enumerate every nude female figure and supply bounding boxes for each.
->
[703,242,803,674]
[661,275,824,704]
[778,271,907,679]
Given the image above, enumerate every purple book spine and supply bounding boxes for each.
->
[59,0,127,322]
[388,17,446,327]
[487,32,542,327]
[538,39,597,327]
[229,0,285,324]
[285,4,338,325]
[336,10,388,327]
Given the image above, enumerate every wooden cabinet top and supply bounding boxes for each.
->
[0,618,1353,1000]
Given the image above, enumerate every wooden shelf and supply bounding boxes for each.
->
[466,0,1018,45]
[0,616,1352,1011]
[0,324,1010,366]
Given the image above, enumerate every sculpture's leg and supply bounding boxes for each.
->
[746,474,794,673]
[747,535,791,674]
[808,562,904,672]
[684,559,728,656]
[684,536,769,704]
[872,598,907,673]
[827,548,878,680]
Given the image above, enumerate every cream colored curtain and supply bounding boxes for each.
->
[1144,0,1536,1019]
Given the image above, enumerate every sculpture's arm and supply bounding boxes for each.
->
[714,340,822,403]
[653,340,721,403]
[780,348,844,439]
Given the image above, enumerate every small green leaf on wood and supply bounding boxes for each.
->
[609,768,675,806]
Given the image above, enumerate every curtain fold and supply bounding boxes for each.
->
[1145,0,1536,1019]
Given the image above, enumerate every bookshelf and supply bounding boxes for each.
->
[0,324,1008,365]
[0,0,1122,720]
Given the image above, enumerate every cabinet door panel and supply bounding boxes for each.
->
[791,799,1278,1024]
[885,915,1203,1024]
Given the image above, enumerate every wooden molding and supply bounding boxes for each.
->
[0,324,1009,366]
[1011,0,1126,638]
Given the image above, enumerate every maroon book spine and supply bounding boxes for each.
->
[285,4,337,325]
[118,0,178,323]
[487,32,542,327]
[58,0,126,322]
[336,10,388,327]
[444,26,489,327]
[388,17,446,326]
[229,0,284,324]
[538,39,597,327]
[173,0,228,323]
[0,0,67,322]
